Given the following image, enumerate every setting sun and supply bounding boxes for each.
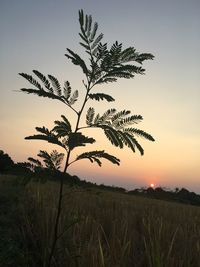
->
[150,183,155,188]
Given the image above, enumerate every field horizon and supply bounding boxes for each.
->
[0,174,200,267]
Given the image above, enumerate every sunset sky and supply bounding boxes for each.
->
[1,0,200,192]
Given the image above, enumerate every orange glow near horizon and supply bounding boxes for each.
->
[150,183,155,188]
[0,1,200,193]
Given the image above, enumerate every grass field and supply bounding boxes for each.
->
[0,175,200,267]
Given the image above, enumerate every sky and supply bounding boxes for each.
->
[0,0,200,192]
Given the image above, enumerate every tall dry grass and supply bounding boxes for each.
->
[20,181,200,267]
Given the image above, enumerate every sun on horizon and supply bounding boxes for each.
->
[150,183,155,188]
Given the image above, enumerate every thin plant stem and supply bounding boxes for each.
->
[47,82,92,266]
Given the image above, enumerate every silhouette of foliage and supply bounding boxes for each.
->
[74,150,120,166]
[18,9,155,267]
[128,186,200,206]
[0,150,14,172]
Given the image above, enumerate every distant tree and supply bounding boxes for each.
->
[154,187,165,197]
[177,188,190,203]
[0,150,14,172]
[146,187,155,195]
[19,10,155,266]
[174,187,179,193]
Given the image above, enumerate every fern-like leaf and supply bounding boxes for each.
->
[48,75,62,96]
[88,93,115,102]
[135,53,154,64]
[28,157,43,167]
[95,77,117,85]
[79,42,90,50]
[78,9,103,52]
[76,150,120,166]
[35,126,51,135]
[86,107,95,126]
[53,115,72,137]
[32,70,54,93]
[25,134,64,148]
[116,115,143,128]
[68,90,78,105]
[118,131,135,153]
[25,126,65,148]
[103,127,123,148]
[65,49,88,76]
[37,150,64,170]
[91,33,103,50]
[111,110,131,123]
[68,132,95,150]
[20,88,66,103]
[93,113,100,124]
[90,22,98,41]
[124,128,155,141]
[126,134,144,155]
[120,47,137,63]
[19,73,44,90]
[63,81,71,101]
[100,108,117,123]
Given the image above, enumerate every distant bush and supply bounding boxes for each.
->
[128,186,200,206]
[0,150,14,173]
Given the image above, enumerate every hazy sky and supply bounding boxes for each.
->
[1,0,200,192]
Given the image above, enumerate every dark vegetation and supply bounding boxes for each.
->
[0,174,200,267]
[1,150,200,267]
[1,150,200,207]
[17,9,155,266]
[2,9,199,267]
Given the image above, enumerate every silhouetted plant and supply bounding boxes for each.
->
[0,150,14,173]
[28,150,64,172]
[19,10,155,266]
